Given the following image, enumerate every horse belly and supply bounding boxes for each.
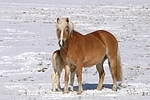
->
[83,53,105,67]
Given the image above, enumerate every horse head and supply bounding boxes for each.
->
[56,17,74,47]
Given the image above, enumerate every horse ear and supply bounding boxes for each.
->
[66,18,69,23]
[57,18,60,23]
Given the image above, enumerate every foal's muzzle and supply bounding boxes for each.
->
[58,40,65,47]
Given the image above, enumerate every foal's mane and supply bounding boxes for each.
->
[56,18,74,37]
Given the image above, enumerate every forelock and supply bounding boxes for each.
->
[57,18,68,29]
[56,18,74,35]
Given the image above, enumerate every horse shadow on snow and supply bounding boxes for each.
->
[62,83,113,91]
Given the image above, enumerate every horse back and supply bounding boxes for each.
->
[52,50,65,72]
[91,30,118,56]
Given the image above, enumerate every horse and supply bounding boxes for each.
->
[51,50,77,92]
[56,18,123,94]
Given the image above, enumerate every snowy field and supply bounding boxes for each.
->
[0,0,150,100]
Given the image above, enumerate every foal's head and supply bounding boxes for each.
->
[56,18,74,47]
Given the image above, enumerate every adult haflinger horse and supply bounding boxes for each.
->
[56,17,122,94]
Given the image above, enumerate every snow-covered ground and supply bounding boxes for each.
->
[0,0,150,100]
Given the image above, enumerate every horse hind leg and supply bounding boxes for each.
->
[96,56,106,90]
[108,58,117,91]
[51,70,56,92]
[108,51,122,91]
[56,58,64,92]
[56,72,62,91]
[51,70,62,92]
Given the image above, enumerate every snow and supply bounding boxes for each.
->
[0,0,150,100]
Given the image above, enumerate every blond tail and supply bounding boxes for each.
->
[116,49,123,82]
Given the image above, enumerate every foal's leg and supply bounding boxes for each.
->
[51,70,56,92]
[108,57,117,91]
[96,57,106,90]
[63,65,70,93]
[56,73,62,91]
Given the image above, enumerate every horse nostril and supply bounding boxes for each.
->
[62,40,65,44]
[58,41,61,47]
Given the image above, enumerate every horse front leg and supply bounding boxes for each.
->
[63,65,70,94]
[77,64,83,95]
[70,65,77,92]
[70,70,75,91]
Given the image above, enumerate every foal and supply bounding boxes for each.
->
[51,50,76,92]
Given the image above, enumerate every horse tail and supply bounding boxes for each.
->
[116,49,123,82]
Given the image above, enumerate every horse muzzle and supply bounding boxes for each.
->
[58,39,65,47]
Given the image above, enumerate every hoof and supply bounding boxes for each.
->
[52,89,56,92]
[77,91,83,95]
[70,86,74,92]
[112,87,117,91]
[70,90,74,92]
[97,87,103,91]
[58,88,62,92]
[63,91,69,94]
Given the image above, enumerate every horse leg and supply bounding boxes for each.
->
[108,57,117,91]
[70,69,76,91]
[56,72,62,91]
[51,70,56,92]
[96,56,106,90]
[76,63,83,95]
[56,63,64,92]
[70,65,77,91]
[63,65,70,93]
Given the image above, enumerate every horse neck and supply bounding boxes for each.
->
[61,30,80,51]
[71,30,82,38]
[68,30,82,42]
